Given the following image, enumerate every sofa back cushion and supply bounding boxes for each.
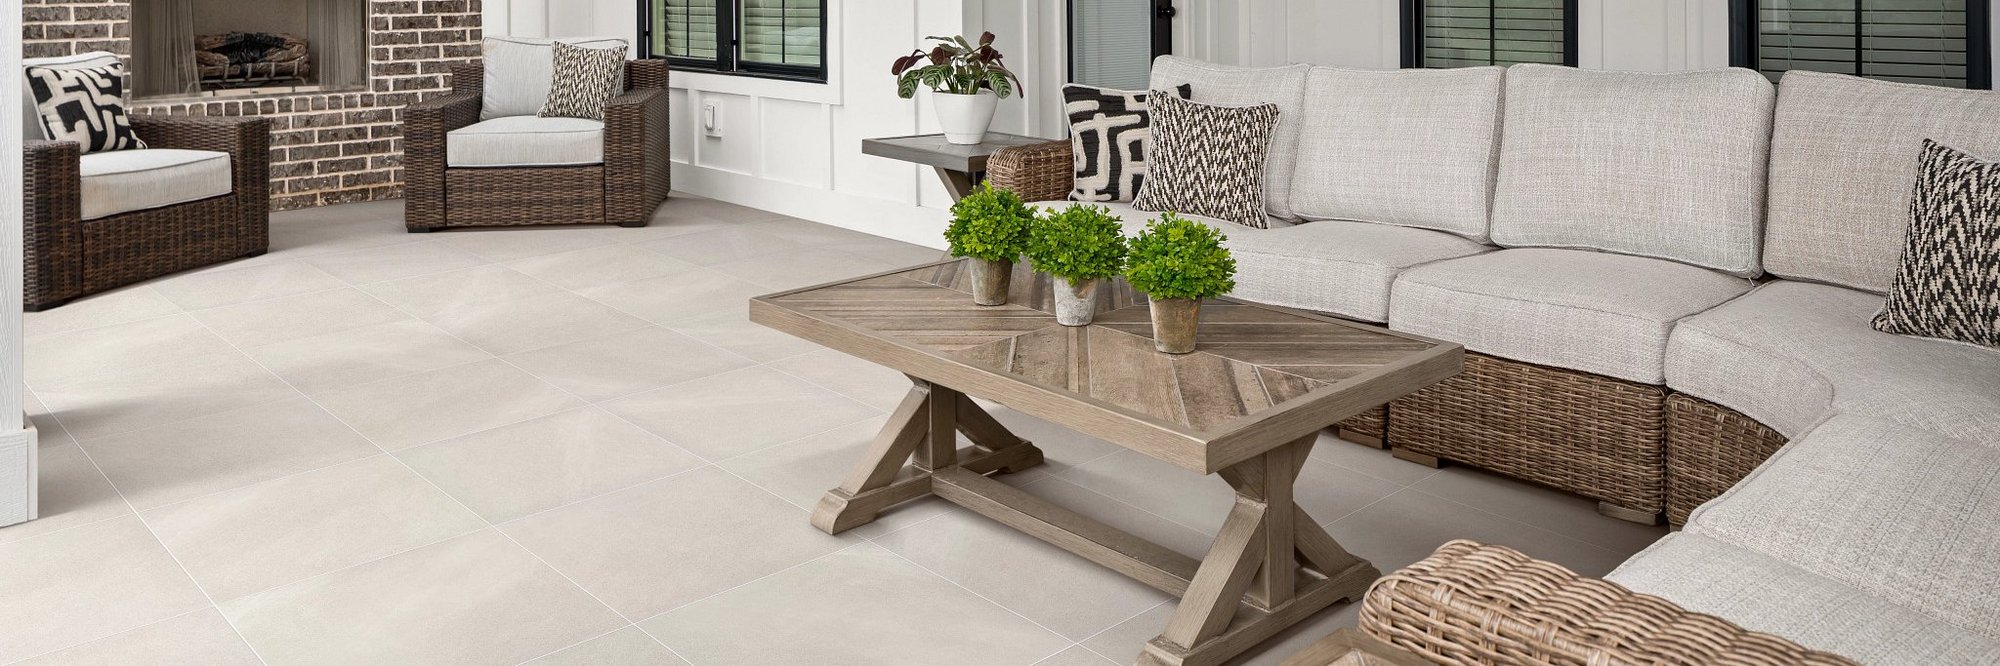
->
[481,36,627,120]
[1289,65,1504,242]
[1147,56,1310,220]
[1763,71,2000,294]
[1490,64,1776,277]
[20,52,122,141]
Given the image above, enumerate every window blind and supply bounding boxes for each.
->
[1756,0,1970,88]
[740,0,821,67]
[1071,0,1154,90]
[656,0,718,60]
[1419,0,1567,68]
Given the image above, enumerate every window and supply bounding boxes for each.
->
[1732,0,1991,89]
[1402,0,1577,68]
[642,0,826,81]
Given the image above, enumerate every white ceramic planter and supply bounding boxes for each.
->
[933,90,999,145]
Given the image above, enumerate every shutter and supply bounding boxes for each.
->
[1071,0,1154,90]
[658,0,719,60]
[740,0,822,67]
[1420,0,1567,68]
[1757,0,1969,88]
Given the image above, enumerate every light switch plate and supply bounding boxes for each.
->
[702,100,722,137]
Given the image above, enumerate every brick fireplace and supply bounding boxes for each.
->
[22,0,483,210]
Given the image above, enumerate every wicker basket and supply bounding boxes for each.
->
[1663,393,1788,526]
[1360,540,1857,665]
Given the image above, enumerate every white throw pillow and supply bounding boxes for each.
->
[481,36,626,119]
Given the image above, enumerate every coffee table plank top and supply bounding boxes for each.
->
[750,260,1461,474]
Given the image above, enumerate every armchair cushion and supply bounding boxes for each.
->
[77,148,232,220]
[480,36,627,120]
[446,116,604,167]
[19,52,121,140]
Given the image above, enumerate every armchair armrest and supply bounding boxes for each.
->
[1360,540,1855,666]
[603,86,671,225]
[128,115,271,253]
[404,92,482,230]
[987,139,1072,203]
[22,140,84,308]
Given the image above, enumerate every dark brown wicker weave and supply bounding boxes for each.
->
[22,115,270,310]
[1663,394,1788,526]
[1389,353,1667,524]
[1361,540,1858,666]
[404,59,671,231]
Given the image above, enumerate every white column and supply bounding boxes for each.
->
[1,0,39,529]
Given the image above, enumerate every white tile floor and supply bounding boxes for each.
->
[2,196,1667,665]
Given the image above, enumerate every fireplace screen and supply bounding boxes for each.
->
[131,0,367,98]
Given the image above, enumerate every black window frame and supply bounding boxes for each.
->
[1729,0,1992,90]
[637,0,829,83]
[1400,0,1579,69]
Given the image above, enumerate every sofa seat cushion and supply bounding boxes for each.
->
[447,116,604,168]
[1289,65,1504,242]
[1609,532,2000,665]
[1031,202,1490,322]
[1664,280,2000,441]
[77,148,232,221]
[1389,248,1753,383]
[1490,65,1775,277]
[1679,415,2000,645]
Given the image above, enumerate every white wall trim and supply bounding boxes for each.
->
[3,0,32,527]
[672,162,948,249]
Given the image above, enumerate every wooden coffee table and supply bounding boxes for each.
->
[748,260,1462,666]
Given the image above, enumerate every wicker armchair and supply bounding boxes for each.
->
[1360,541,1856,666]
[22,115,271,310]
[403,59,670,231]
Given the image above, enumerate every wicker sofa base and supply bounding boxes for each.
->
[1663,393,1788,526]
[436,166,613,229]
[1335,406,1389,448]
[1388,353,1668,524]
[1360,540,1855,665]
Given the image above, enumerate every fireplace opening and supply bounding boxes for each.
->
[131,0,367,99]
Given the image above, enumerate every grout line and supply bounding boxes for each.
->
[873,546,1079,651]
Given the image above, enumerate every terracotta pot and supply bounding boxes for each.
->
[970,258,1012,306]
[1052,276,1101,326]
[933,90,999,145]
[1149,298,1201,354]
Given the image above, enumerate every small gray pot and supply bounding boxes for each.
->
[1149,298,1201,354]
[1052,276,1101,326]
[969,258,1012,306]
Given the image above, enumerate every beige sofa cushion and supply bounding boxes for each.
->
[447,116,604,168]
[480,36,627,120]
[1664,280,2000,442]
[1389,248,1753,384]
[1147,56,1310,221]
[1609,531,2000,665]
[1289,66,1504,242]
[1684,415,2000,645]
[1490,65,1775,277]
[78,149,233,220]
[1762,71,2000,295]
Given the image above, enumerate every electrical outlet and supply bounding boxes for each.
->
[701,100,722,137]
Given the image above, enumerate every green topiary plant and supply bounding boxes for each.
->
[1124,212,1237,301]
[1026,204,1128,281]
[943,182,1035,262]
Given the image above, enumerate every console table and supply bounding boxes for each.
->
[861,133,1051,200]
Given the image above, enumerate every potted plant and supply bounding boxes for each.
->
[1027,203,1128,326]
[891,32,1023,144]
[943,183,1035,305]
[1125,213,1238,354]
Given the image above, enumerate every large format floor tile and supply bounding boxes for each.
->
[420,290,652,355]
[25,314,236,386]
[0,517,210,662]
[15,608,260,666]
[79,397,381,510]
[642,543,1071,666]
[434,225,619,262]
[21,285,181,339]
[33,351,297,442]
[148,260,348,311]
[303,239,488,284]
[314,358,584,450]
[766,348,915,412]
[602,366,879,460]
[222,529,624,665]
[525,626,689,666]
[0,444,129,545]
[189,288,411,348]
[1060,449,1404,536]
[142,455,487,602]
[664,308,823,362]
[244,318,493,394]
[506,243,701,291]
[503,326,754,401]
[500,467,858,618]
[577,269,774,324]
[397,407,705,522]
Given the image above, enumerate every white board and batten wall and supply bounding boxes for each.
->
[3,0,40,529]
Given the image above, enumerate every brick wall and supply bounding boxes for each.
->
[21,0,482,210]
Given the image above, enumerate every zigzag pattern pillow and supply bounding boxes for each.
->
[1873,139,2000,348]
[26,62,146,154]
[1063,83,1189,203]
[1132,93,1280,229]
[540,41,628,121]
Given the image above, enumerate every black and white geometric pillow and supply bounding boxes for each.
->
[1064,83,1190,203]
[1873,139,2000,349]
[1131,93,1280,229]
[540,41,628,121]
[25,62,146,154]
